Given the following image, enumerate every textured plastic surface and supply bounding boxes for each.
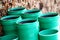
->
[0,34,17,40]
[21,8,42,19]
[7,7,27,15]
[39,29,58,40]
[16,19,39,40]
[1,15,22,35]
[38,12,59,30]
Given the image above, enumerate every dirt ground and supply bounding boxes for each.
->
[1,0,60,13]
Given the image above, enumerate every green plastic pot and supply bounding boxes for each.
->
[0,34,17,40]
[21,8,42,20]
[1,15,22,35]
[16,19,39,40]
[39,29,58,40]
[7,6,27,15]
[38,12,59,30]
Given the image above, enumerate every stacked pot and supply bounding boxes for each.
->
[0,6,59,40]
[38,12,59,40]
[0,6,26,40]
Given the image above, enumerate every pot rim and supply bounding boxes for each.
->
[16,19,38,24]
[8,6,25,12]
[1,15,20,21]
[23,9,40,14]
[39,12,58,18]
[39,29,58,36]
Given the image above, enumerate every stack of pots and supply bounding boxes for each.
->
[0,6,26,40]
[1,15,22,35]
[38,12,59,40]
[38,12,59,30]
[0,6,59,40]
[16,19,39,40]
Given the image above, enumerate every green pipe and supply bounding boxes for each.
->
[39,29,58,40]
[16,19,39,40]
[38,12,59,30]
[21,8,42,20]
[0,34,17,40]
[7,6,27,15]
[1,15,22,35]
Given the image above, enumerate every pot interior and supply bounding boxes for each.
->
[26,10,40,14]
[40,30,58,35]
[10,7,25,11]
[20,20,36,24]
[3,16,18,20]
[42,13,58,17]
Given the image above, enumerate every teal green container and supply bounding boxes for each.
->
[7,6,27,15]
[0,34,17,40]
[1,15,22,35]
[16,19,39,40]
[39,29,58,40]
[21,8,42,19]
[38,12,59,30]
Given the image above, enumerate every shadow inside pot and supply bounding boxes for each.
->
[42,13,58,17]
[25,9,40,14]
[20,20,36,24]
[10,7,25,11]
[3,16,18,20]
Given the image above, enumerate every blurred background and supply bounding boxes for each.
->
[0,0,60,17]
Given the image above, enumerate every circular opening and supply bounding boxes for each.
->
[3,16,18,20]
[20,20,36,24]
[10,7,25,11]
[26,10,40,14]
[39,30,58,36]
[42,13,58,17]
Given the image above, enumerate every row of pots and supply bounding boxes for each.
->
[0,6,59,40]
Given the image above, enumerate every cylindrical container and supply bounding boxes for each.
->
[7,6,27,15]
[39,29,58,40]
[1,15,22,35]
[38,12,59,30]
[21,8,42,20]
[0,34,17,40]
[16,19,39,40]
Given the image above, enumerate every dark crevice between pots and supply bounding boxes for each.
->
[42,13,58,17]
[3,16,18,20]
[0,24,4,36]
[20,20,36,24]
[0,30,5,37]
